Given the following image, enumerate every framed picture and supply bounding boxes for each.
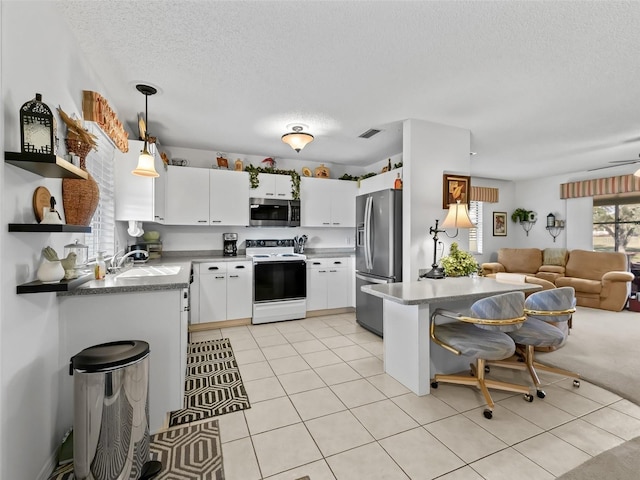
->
[493,211,507,236]
[442,174,470,208]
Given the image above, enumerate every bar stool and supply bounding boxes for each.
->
[430,291,533,419]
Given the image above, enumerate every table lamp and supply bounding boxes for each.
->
[421,201,475,279]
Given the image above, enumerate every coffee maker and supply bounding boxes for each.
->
[223,233,238,257]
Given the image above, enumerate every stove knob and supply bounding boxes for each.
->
[259,240,265,247]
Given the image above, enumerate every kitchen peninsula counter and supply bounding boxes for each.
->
[362,276,541,396]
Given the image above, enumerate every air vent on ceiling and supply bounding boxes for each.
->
[358,128,382,139]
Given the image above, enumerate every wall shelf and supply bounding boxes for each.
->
[520,219,536,236]
[16,273,93,294]
[546,225,564,242]
[9,224,91,233]
[5,151,88,179]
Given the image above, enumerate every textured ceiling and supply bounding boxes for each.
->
[55,1,640,180]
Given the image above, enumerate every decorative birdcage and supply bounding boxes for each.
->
[20,93,58,155]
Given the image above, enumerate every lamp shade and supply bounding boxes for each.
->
[441,201,475,229]
[132,144,159,177]
[282,126,314,152]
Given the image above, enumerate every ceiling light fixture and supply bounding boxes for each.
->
[281,125,314,152]
[132,84,159,177]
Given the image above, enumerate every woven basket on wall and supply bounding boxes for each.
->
[62,138,100,226]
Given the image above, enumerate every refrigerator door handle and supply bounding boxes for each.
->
[365,196,373,270]
[356,273,391,284]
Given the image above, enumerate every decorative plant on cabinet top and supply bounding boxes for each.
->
[244,163,301,200]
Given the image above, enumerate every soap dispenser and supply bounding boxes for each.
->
[94,251,106,280]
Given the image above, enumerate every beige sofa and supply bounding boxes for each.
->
[482,248,634,312]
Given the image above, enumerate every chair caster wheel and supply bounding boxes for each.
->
[524,394,534,402]
[483,409,493,419]
[536,389,546,399]
[431,381,438,389]
[573,379,580,387]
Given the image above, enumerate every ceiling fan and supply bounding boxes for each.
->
[587,154,640,172]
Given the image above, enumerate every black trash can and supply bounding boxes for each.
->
[70,340,161,480]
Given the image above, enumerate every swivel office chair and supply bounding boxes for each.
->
[488,286,580,399]
[430,291,533,419]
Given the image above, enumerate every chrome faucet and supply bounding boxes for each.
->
[117,249,149,268]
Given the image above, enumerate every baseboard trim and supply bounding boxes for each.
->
[189,318,251,331]
[306,307,355,317]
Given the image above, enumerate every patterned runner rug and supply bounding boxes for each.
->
[168,338,251,427]
[150,419,224,480]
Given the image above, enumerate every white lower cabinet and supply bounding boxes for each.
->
[306,257,349,311]
[197,261,252,323]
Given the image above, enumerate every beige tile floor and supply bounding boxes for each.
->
[189,312,640,480]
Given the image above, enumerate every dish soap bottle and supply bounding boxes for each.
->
[394,172,403,190]
[94,251,106,280]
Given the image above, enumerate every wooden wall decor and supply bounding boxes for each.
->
[82,90,129,152]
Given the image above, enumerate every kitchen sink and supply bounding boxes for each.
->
[117,265,181,278]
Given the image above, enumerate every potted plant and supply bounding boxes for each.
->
[511,208,531,223]
[440,242,479,277]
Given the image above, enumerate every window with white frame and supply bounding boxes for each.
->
[468,200,483,254]
[84,123,116,260]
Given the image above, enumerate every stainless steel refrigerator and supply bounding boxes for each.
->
[355,189,402,336]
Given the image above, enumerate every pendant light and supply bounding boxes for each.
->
[281,125,314,152]
[132,84,159,177]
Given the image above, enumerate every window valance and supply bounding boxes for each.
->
[560,174,640,199]
[470,186,499,203]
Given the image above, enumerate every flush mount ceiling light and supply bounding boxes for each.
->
[281,125,314,152]
[132,84,159,177]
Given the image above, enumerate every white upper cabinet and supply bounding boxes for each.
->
[115,140,166,222]
[252,173,293,199]
[300,177,357,227]
[164,165,209,225]
[209,169,250,226]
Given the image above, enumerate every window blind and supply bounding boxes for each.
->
[468,201,483,254]
[84,122,116,260]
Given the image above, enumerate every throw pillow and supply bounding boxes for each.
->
[543,248,568,266]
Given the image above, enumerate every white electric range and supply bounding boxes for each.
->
[246,239,307,324]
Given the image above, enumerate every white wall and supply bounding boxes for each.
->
[471,177,515,264]
[1,3,115,479]
[403,119,471,281]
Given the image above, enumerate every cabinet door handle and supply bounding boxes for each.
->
[333,261,342,265]
[332,222,341,225]
[211,220,222,223]
[198,220,208,223]
[312,262,321,265]
[277,193,286,196]
[235,265,245,269]
[319,270,327,273]
[229,275,239,278]
[215,275,225,279]
[322,222,331,225]
[266,193,274,196]
[208,266,219,270]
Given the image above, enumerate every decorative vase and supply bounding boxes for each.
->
[37,259,65,284]
[62,138,100,226]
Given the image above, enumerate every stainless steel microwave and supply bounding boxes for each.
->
[249,198,301,227]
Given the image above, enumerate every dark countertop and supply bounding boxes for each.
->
[58,248,355,296]
[57,259,192,296]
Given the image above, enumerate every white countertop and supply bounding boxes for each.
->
[362,276,542,305]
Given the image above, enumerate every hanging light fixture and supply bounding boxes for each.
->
[132,84,159,177]
[281,125,314,152]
